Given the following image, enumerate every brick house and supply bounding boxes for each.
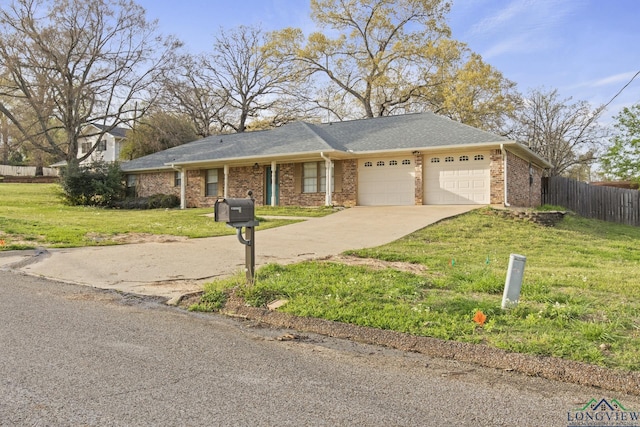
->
[120,112,551,209]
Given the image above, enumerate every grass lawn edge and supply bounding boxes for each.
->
[213,290,640,397]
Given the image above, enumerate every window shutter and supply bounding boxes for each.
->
[201,170,206,196]
[217,169,224,197]
[333,161,342,193]
[294,163,302,193]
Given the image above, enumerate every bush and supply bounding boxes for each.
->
[59,161,125,206]
[112,194,180,210]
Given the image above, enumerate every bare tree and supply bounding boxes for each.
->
[204,25,311,133]
[0,0,180,165]
[508,88,606,176]
[158,53,229,138]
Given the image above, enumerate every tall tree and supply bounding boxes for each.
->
[424,53,518,134]
[158,53,229,138]
[272,0,516,126]
[600,104,640,183]
[0,0,180,165]
[203,25,311,133]
[119,111,198,160]
[508,88,606,176]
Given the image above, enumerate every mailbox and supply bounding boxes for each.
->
[214,198,255,224]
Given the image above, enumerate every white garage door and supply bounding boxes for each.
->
[424,153,490,205]
[358,157,415,206]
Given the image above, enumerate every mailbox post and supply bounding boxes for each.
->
[214,192,259,284]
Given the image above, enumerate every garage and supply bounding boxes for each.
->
[357,157,415,205]
[424,152,491,205]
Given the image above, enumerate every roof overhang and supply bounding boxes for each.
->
[122,140,552,172]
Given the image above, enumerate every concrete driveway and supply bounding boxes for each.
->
[2,206,477,301]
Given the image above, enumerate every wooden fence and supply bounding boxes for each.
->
[0,165,58,177]
[542,176,640,226]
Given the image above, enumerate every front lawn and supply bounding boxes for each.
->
[198,209,640,371]
[0,183,332,250]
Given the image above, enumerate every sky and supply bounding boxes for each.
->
[136,0,640,125]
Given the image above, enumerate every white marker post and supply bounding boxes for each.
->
[501,254,527,309]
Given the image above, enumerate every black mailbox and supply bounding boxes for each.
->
[214,198,255,223]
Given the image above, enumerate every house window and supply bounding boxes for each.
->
[205,169,218,197]
[174,171,181,187]
[430,157,440,163]
[303,162,334,193]
[459,155,469,162]
[377,161,385,167]
[474,154,485,161]
[402,159,411,165]
[96,140,107,152]
[364,161,373,167]
[389,160,398,166]
[445,156,454,162]
[81,142,91,154]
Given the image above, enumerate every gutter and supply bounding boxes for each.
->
[501,144,510,207]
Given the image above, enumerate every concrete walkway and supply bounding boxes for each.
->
[2,206,477,301]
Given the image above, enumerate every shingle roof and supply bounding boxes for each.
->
[121,112,512,172]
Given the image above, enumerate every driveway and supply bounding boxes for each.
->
[3,206,477,300]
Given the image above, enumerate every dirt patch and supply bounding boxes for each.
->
[320,254,429,275]
[86,232,189,244]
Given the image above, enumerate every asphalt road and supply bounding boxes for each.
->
[1,270,638,426]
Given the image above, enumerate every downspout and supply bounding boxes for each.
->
[224,164,229,198]
[501,144,510,207]
[320,152,332,206]
[171,164,187,210]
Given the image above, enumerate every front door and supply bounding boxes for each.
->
[265,166,280,205]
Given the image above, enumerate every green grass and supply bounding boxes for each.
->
[204,208,640,371]
[0,183,332,250]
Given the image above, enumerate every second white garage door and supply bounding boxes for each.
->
[358,157,415,206]
[424,153,491,205]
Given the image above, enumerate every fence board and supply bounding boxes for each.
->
[0,165,58,177]
[542,176,640,226]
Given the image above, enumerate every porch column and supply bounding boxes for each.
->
[180,169,186,209]
[224,164,229,198]
[270,160,277,206]
[324,158,333,206]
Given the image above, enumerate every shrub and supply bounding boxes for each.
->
[60,161,125,206]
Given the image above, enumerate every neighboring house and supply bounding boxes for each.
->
[120,112,551,209]
[77,124,127,165]
[50,124,128,169]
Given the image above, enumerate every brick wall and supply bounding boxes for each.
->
[272,160,357,207]
[489,149,504,204]
[137,172,179,198]
[414,154,423,205]
[506,151,543,207]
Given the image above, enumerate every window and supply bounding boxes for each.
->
[81,142,91,154]
[174,171,181,187]
[402,159,411,165]
[126,175,137,197]
[459,155,469,162]
[377,161,385,166]
[364,161,373,167]
[389,160,398,166]
[205,169,218,197]
[474,154,485,161]
[430,157,440,163]
[96,140,107,152]
[303,162,334,193]
[445,156,454,163]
